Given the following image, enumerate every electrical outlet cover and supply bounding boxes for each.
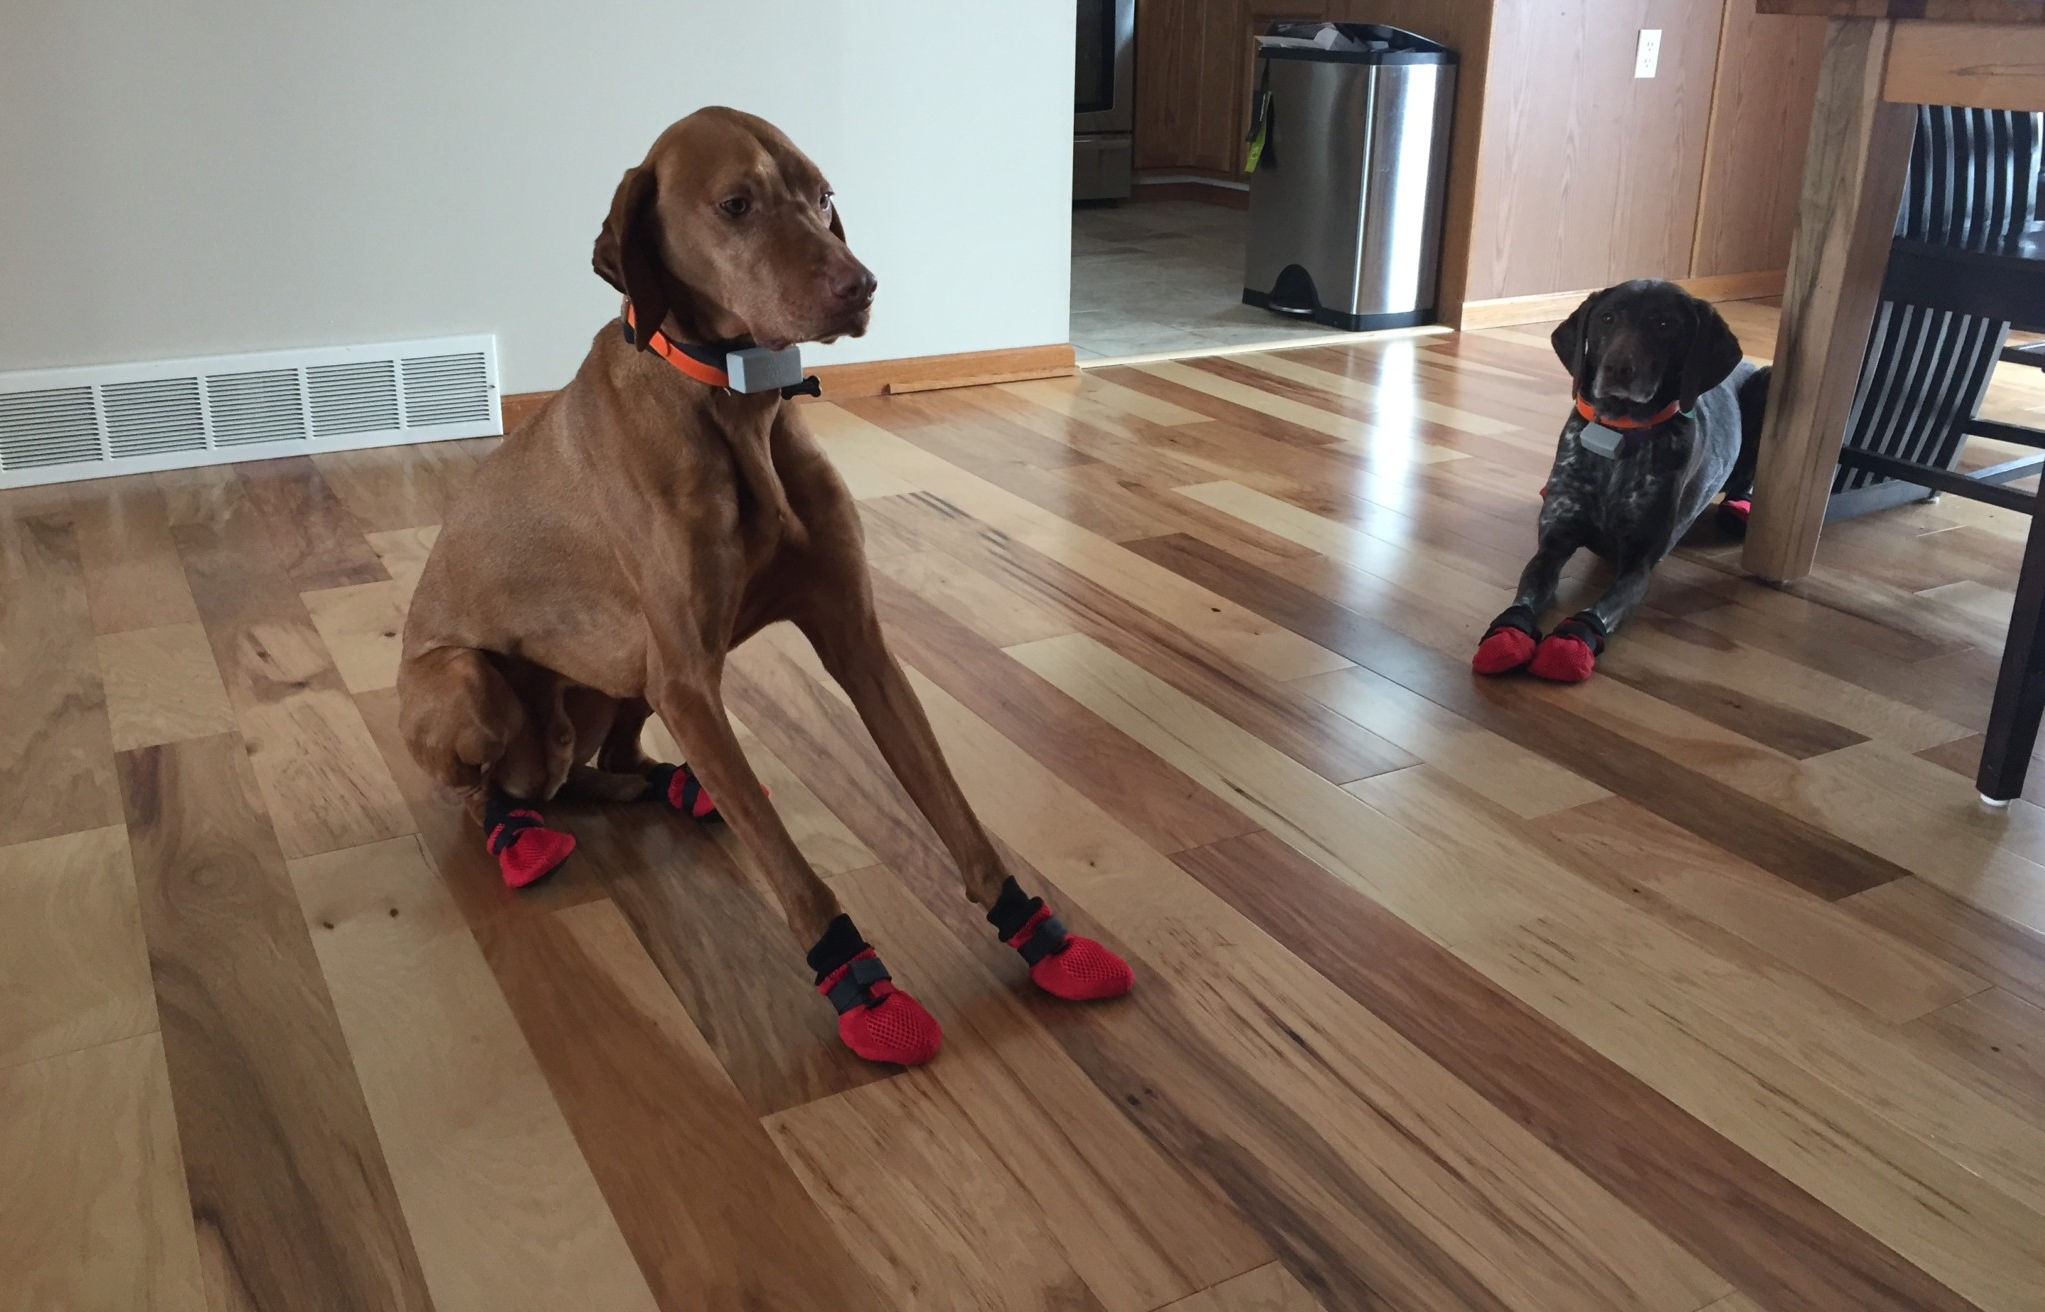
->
[1634,29,1661,79]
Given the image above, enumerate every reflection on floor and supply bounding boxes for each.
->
[1071,198,1377,360]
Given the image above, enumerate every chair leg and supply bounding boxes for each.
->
[1978,508,2045,803]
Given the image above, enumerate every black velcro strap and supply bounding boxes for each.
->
[642,763,677,802]
[1016,915,1070,966]
[487,811,543,855]
[1483,604,1541,643]
[1553,611,1608,654]
[825,956,892,1014]
[678,771,705,814]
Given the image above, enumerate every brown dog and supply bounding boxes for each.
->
[397,107,1132,1065]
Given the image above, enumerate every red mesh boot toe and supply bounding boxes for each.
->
[1474,605,1541,676]
[987,877,1133,1001]
[817,949,943,1065]
[485,808,577,889]
[1006,905,1134,1001]
[1528,612,1607,683]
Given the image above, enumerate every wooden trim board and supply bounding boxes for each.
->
[498,343,1075,432]
[1457,270,1788,330]
[1884,21,2045,112]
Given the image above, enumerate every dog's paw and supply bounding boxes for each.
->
[1474,605,1541,675]
[486,809,578,888]
[1529,633,1598,682]
[817,949,943,1065]
[1007,906,1134,1001]
[1473,626,1539,675]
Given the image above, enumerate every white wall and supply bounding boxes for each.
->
[0,1,1075,393]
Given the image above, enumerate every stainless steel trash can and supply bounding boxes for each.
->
[1242,23,1457,331]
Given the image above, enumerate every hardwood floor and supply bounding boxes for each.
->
[6,305,2045,1311]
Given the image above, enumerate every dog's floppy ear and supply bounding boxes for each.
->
[1551,289,1603,394]
[1678,297,1744,409]
[593,164,703,347]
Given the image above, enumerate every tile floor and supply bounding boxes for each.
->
[1070,198,1377,360]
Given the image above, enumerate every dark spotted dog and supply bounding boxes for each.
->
[1473,280,1770,682]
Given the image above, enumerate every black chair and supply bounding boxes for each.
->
[1827,105,2045,803]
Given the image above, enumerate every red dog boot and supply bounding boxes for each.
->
[987,877,1134,1001]
[1473,604,1541,676]
[1528,611,1607,683]
[809,916,942,1065]
[1717,497,1751,537]
[483,797,576,889]
[645,762,722,821]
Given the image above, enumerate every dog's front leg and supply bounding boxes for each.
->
[1474,535,1576,676]
[650,647,946,1065]
[1525,553,1655,683]
[798,607,1133,1005]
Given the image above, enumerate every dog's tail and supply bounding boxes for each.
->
[1723,365,1771,504]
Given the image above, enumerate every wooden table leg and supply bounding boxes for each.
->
[1742,18,1916,585]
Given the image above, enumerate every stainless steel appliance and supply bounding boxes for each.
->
[1242,24,1457,330]
[1074,0,1135,201]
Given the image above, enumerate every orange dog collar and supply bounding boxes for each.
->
[1574,394,1683,429]
[622,303,733,388]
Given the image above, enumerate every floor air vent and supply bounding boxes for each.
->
[0,334,498,488]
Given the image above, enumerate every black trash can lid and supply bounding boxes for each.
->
[1256,22,1454,65]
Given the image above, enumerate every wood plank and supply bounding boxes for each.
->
[0,824,156,1072]
[1464,911,2045,1312]
[302,580,409,695]
[237,456,390,590]
[69,474,203,634]
[561,797,891,1117]
[1131,361,1461,465]
[872,547,1074,647]
[1543,796,1989,1023]
[1012,634,1569,947]
[1884,21,2045,113]
[118,732,432,1310]
[1129,529,1912,900]
[1293,664,1610,819]
[95,622,238,752]
[765,1080,1110,1312]
[172,487,414,860]
[802,400,1352,681]
[1743,17,1916,583]
[1155,1263,1326,1312]
[962,536,1408,787]
[867,568,1261,855]
[286,835,657,1312]
[1175,827,1973,1312]
[1844,875,2045,1011]
[314,443,479,534]
[0,1033,207,1310]
[1910,988,2045,1115]
[0,510,122,847]
[489,898,890,1312]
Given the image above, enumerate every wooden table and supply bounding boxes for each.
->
[1744,0,2045,584]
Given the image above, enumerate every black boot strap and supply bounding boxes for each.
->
[1554,612,1608,654]
[1015,914,1071,966]
[1484,604,1541,642]
[486,810,543,855]
[824,956,892,1015]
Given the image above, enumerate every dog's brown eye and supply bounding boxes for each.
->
[1600,312,1616,325]
[719,196,751,217]
[819,190,834,210]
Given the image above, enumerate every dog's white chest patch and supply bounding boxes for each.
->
[1578,422,1626,459]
